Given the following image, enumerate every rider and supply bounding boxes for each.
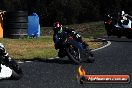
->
[118,11,131,28]
[53,22,88,57]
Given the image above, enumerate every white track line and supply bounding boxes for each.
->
[18,61,24,64]
[48,57,59,60]
[92,41,111,51]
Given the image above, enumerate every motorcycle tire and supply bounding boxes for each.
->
[85,47,95,63]
[107,30,112,36]
[126,35,132,39]
[9,59,23,78]
[10,68,23,80]
[66,45,81,64]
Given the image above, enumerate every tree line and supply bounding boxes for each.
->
[0,0,132,26]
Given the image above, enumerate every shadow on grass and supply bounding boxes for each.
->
[38,58,77,65]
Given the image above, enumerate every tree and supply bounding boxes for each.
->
[1,0,132,26]
[3,0,27,11]
[48,0,81,24]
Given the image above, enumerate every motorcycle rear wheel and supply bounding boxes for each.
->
[10,68,23,80]
[87,51,95,63]
[9,59,23,80]
[85,47,95,63]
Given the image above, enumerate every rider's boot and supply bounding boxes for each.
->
[58,49,66,58]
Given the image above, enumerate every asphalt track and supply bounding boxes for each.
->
[0,36,132,88]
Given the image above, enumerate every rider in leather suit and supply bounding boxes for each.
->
[53,22,88,58]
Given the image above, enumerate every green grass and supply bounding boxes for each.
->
[0,36,58,60]
[0,36,102,60]
[41,21,107,37]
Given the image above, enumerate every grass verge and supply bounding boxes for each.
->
[41,21,106,38]
[0,36,102,60]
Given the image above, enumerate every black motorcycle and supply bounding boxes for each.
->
[57,34,94,64]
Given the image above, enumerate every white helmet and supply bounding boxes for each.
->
[121,11,125,16]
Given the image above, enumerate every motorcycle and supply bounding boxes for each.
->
[57,34,94,64]
[104,14,132,38]
[0,57,23,80]
[115,19,132,38]
[104,15,119,37]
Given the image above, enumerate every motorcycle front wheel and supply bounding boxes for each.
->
[66,45,81,64]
